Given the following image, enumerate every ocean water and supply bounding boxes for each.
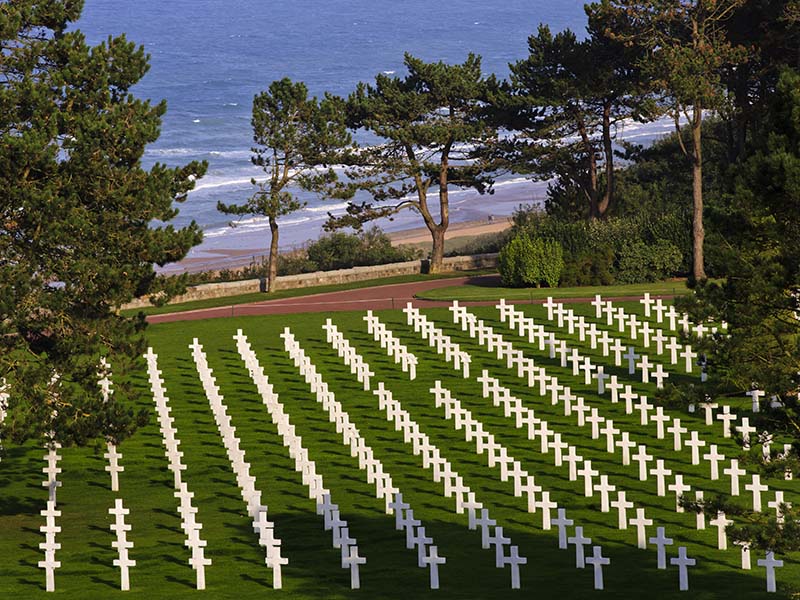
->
[75,1,674,271]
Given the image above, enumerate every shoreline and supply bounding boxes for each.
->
[165,216,514,275]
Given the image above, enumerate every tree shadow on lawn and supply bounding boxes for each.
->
[463,275,503,288]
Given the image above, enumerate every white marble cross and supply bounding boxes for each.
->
[624,347,640,375]
[744,474,768,512]
[632,445,653,481]
[650,459,672,497]
[685,431,706,465]
[475,509,496,549]
[422,545,446,589]
[610,491,633,529]
[757,551,784,593]
[342,545,366,589]
[649,527,674,569]
[104,444,124,492]
[670,546,696,591]
[703,444,726,480]
[501,545,526,589]
[710,511,733,550]
[629,508,652,549]
[724,459,746,496]
[568,526,592,568]
[585,545,610,590]
[746,388,765,413]
[667,418,688,451]
[552,508,573,549]
[488,526,511,568]
[536,491,557,530]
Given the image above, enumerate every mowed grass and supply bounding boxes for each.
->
[414,279,695,302]
[124,270,495,317]
[1,300,798,599]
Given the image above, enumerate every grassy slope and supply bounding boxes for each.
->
[415,280,694,301]
[1,301,797,598]
[125,271,493,317]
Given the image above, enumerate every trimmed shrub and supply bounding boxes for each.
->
[559,246,616,287]
[499,234,563,288]
[616,240,683,284]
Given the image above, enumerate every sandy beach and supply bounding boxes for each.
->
[166,217,514,274]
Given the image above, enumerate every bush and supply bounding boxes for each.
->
[499,234,563,288]
[615,240,683,284]
[277,252,317,276]
[560,246,616,287]
[305,227,422,272]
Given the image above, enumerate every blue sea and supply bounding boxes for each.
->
[75,0,675,271]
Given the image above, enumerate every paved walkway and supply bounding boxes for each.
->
[148,274,673,324]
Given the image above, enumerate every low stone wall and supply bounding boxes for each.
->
[122,253,498,310]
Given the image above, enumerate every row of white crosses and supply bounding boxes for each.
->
[144,348,211,590]
[233,329,369,588]
[476,370,707,589]
[189,338,287,589]
[427,380,615,590]
[284,327,416,589]
[281,327,451,588]
[403,304,471,378]
[490,301,790,591]
[108,498,136,591]
[98,359,125,493]
[39,434,63,592]
[363,310,418,379]
[499,299,788,511]
[315,323,532,589]
[451,306,702,515]
[95,359,141,591]
[542,297,688,385]
[324,320,374,391]
[549,296,792,482]
[372,381,525,589]
[446,303,786,590]
[38,499,61,592]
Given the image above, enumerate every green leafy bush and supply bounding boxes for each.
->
[616,240,683,283]
[559,246,616,286]
[499,234,563,288]
[305,227,422,272]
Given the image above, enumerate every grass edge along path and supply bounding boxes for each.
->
[123,270,495,317]
[414,280,694,302]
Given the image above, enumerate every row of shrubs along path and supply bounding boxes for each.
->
[147,274,677,324]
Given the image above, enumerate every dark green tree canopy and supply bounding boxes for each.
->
[217,77,351,292]
[328,53,497,272]
[0,0,205,446]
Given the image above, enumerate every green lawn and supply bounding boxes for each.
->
[415,279,694,302]
[1,299,797,598]
[125,270,494,317]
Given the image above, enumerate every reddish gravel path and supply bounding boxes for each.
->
[148,274,675,324]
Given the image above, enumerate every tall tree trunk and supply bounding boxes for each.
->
[691,105,706,281]
[429,226,446,274]
[598,101,614,217]
[577,118,599,219]
[429,143,451,274]
[267,215,279,292]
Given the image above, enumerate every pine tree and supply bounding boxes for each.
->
[666,69,800,553]
[0,1,206,446]
[327,53,497,273]
[499,21,653,220]
[593,0,746,280]
[218,79,351,292]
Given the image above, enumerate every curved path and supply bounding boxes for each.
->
[148,274,673,324]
